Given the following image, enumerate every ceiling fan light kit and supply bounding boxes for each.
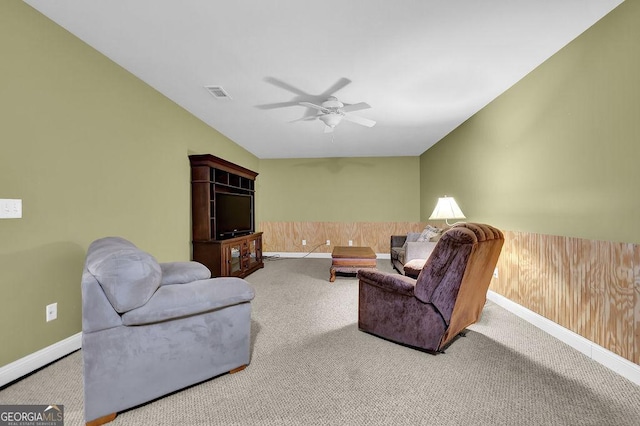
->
[319,113,343,129]
[299,95,376,133]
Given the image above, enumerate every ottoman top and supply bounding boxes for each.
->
[331,246,376,259]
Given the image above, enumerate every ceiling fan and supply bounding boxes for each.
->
[256,77,376,133]
[297,96,376,133]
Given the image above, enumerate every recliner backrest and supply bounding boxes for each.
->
[414,223,504,347]
[442,223,504,345]
[413,226,478,324]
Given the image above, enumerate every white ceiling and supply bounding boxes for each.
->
[25,0,623,159]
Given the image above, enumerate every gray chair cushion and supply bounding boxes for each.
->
[85,237,137,266]
[88,248,162,313]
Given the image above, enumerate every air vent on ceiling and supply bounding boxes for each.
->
[204,85,232,100]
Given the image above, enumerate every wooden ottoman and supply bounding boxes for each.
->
[330,246,377,282]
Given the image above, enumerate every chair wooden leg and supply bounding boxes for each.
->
[230,364,247,374]
[86,413,116,426]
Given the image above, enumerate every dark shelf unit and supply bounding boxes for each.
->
[189,154,263,278]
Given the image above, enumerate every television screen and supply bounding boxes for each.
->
[215,193,253,237]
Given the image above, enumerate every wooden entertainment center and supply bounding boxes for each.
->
[189,154,263,278]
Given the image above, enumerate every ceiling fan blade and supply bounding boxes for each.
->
[263,77,308,96]
[324,125,334,134]
[342,114,376,127]
[256,101,300,110]
[289,115,318,123]
[300,101,329,113]
[341,102,371,113]
[320,78,352,98]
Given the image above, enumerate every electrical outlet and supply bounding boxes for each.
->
[326,240,330,246]
[302,239,307,246]
[46,303,57,322]
[493,268,499,279]
[348,240,353,246]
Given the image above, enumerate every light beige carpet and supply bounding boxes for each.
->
[1,257,640,425]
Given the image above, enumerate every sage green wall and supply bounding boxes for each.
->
[258,157,420,222]
[420,0,639,244]
[0,2,257,366]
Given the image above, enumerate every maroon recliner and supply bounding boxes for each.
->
[357,223,504,353]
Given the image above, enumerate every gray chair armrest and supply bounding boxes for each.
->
[160,261,211,285]
[122,277,254,326]
[404,241,437,264]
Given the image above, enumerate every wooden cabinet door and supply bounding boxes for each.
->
[247,235,261,269]
[225,241,244,277]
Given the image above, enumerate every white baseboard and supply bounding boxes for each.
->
[263,252,390,259]
[0,332,82,388]
[263,252,331,259]
[487,291,640,386]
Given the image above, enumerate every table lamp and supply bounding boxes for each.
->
[428,196,466,226]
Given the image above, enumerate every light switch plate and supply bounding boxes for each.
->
[0,199,22,219]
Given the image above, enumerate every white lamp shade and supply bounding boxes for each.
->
[429,196,466,220]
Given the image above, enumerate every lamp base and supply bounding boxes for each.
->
[445,219,465,226]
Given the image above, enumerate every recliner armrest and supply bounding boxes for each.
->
[357,269,416,297]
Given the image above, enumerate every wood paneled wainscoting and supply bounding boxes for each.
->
[492,230,640,366]
[259,221,428,255]
[260,222,639,367]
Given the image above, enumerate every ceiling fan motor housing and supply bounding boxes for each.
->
[322,96,344,110]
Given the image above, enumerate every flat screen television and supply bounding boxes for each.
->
[215,192,253,238]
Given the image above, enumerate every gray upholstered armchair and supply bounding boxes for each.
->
[359,223,504,353]
[81,237,255,425]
